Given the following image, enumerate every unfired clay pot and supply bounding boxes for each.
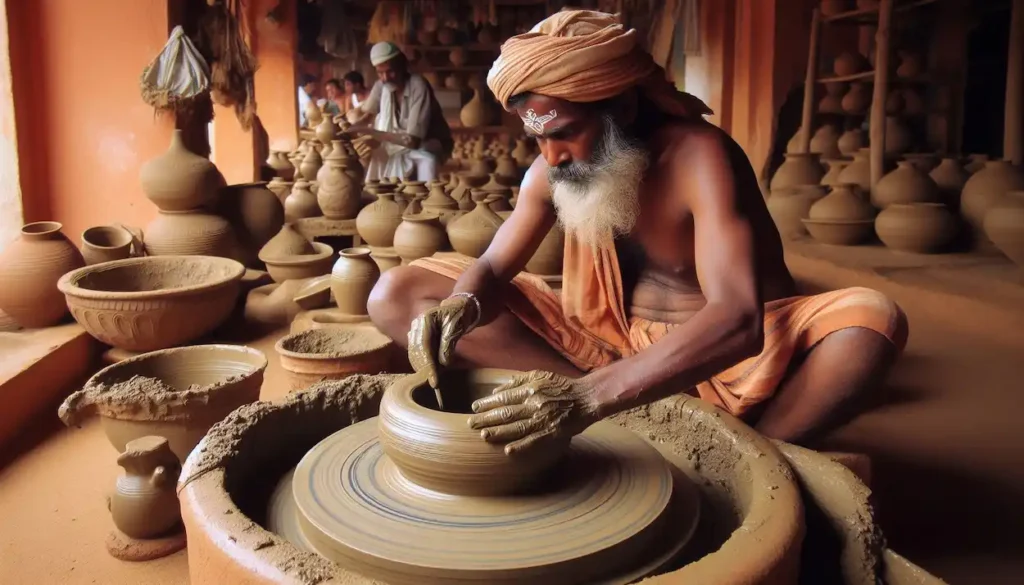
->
[394,212,447,263]
[512,139,531,167]
[929,158,969,207]
[768,186,827,240]
[267,178,293,202]
[833,51,869,76]
[837,128,866,156]
[810,184,876,221]
[0,221,85,328]
[260,242,335,283]
[422,181,460,225]
[495,154,518,179]
[447,192,505,258]
[460,88,498,127]
[769,153,824,192]
[110,436,182,539]
[284,179,321,222]
[299,148,323,182]
[871,161,940,209]
[217,182,285,258]
[820,160,849,187]
[818,82,845,114]
[842,83,871,114]
[837,148,872,192]
[875,203,958,253]
[356,191,403,247]
[525,223,566,275]
[261,223,316,257]
[961,160,1024,235]
[902,153,939,173]
[451,173,489,211]
[884,117,913,157]
[330,247,380,315]
[140,130,223,212]
[802,218,875,245]
[809,125,841,159]
[983,192,1024,267]
[316,118,337,146]
[81,226,134,265]
[317,161,360,220]
[144,211,238,258]
[275,326,394,391]
[268,151,295,180]
[371,248,402,273]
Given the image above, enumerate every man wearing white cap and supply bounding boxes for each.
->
[346,41,452,182]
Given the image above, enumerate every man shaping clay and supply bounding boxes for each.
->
[368,11,908,451]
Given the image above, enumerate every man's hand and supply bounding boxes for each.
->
[468,371,602,456]
[407,294,480,388]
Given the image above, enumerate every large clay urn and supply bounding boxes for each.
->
[460,88,498,127]
[317,161,360,220]
[525,223,566,275]
[267,151,295,180]
[447,191,505,258]
[809,184,876,221]
[140,130,223,212]
[299,148,323,182]
[217,182,285,258]
[143,211,239,258]
[960,160,1024,236]
[809,125,842,159]
[884,117,913,157]
[0,221,85,328]
[767,185,827,240]
[837,128,866,156]
[983,192,1024,267]
[875,203,958,253]
[284,179,321,222]
[842,83,871,114]
[769,153,824,192]
[330,247,380,315]
[109,436,182,539]
[871,161,940,209]
[820,159,849,187]
[356,191,404,247]
[394,212,448,263]
[929,157,969,208]
[837,148,871,192]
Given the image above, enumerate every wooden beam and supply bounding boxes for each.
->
[798,8,821,154]
[869,0,893,194]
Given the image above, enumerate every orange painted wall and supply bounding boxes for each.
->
[0,1,24,249]
[253,0,299,152]
[7,0,174,242]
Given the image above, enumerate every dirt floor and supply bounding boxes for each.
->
[0,243,1022,584]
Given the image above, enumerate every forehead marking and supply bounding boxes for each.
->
[521,109,558,134]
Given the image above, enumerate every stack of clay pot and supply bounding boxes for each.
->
[801,184,876,245]
[767,150,825,240]
[871,159,960,253]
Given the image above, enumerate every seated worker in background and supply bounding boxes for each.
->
[345,42,452,181]
[297,74,318,128]
[367,11,908,453]
[341,71,372,115]
[322,78,344,117]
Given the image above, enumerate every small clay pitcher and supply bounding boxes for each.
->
[356,191,404,247]
[330,247,380,315]
[983,191,1024,267]
[871,161,940,209]
[81,226,134,265]
[109,436,182,539]
[0,221,85,328]
[284,179,322,222]
[394,212,448,263]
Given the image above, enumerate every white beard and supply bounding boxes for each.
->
[549,117,648,248]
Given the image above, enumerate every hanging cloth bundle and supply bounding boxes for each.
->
[198,0,259,130]
[139,26,211,114]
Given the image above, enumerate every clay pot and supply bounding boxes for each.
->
[928,158,969,207]
[330,247,379,315]
[983,192,1024,267]
[81,225,134,265]
[460,88,498,127]
[820,159,849,187]
[819,83,846,114]
[356,191,404,247]
[495,154,518,179]
[901,153,939,173]
[139,130,223,212]
[447,192,505,258]
[449,47,467,67]
[143,211,238,258]
[468,157,495,177]
[299,148,323,182]
[511,139,531,167]
[260,241,335,283]
[0,221,85,328]
[961,161,1024,237]
[378,369,570,496]
[842,83,871,114]
[802,218,876,245]
[834,51,869,76]
[875,203,958,253]
[820,0,851,16]
[525,223,566,275]
[884,117,914,157]
[451,173,488,211]
[292,275,332,311]
[871,161,940,209]
[217,182,285,258]
[304,100,322,128]
[315,117,337,145]
[370,248,402,273]
[394,212,447,263]
[260,223,316,257]
[810,125,842,158]
[964,154,989,174]
[110,436,182,539]
[267,178,292,202]
[57,344,266,459]
[769,153,824,191]
[896,50,923,79]
[810,184,876,221]
[316,161,360,220]
[837,129,866,156]
[902,89,925,116]
[275,326,394,391]
[267,151,295,180]
[768,185,827,240]
[837,148,872,192]
[284,179,321,222]
[422,181,460,223]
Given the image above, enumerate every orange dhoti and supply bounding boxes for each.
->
[410,238,908,417]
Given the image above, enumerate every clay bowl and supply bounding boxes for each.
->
[801,219,875,246]
[57,255,245,351]
[290,308,371,334]
[57,344,267,461]
[292,275,332,310]
[260,241,335,283]
[378,369,571,497]
[275,326,395,391]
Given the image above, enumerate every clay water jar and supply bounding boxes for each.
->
[394,212,447,264]
[284,179,321,222]
[0,221,85,328]
[929,157,969,207]
[961,160,1024,235]
[330,247,380,315]
[81,225,134,265]
[983,191,1024,267]
[525,223,566,275]
[275,327,394,391]
[767,185,827,240]
[378,369,570,496]
[143,210,239,259]
[370,248,402,273]
[356,191,403,247]
[58,256,245,351]
[769,153,824,192]
[110,436,182,539]
[217,182,285,257]
[875,203,958,253]
[316,161,360,220]
[871,160,940,209]
[837,148,871,192]
[447,191,505,258]
[58,344,266,460]
[820,159,848,187]
[837,128,865,156]
[140,130,223,212]
[260,241,335,283]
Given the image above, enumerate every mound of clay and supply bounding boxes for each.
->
[260,223,316,258]
[278,328,390,358]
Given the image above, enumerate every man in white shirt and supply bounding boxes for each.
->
[346,42,453,181]
[297,74,318,128]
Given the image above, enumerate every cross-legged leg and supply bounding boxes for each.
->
[367,266,583,378]
[753,326,899,443]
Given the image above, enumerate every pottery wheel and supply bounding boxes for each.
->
[275,419,697,585]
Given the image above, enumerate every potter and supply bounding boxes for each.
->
[368,10,908,449]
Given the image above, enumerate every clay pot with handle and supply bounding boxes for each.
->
[109,436,182,539]
[81,225,134,265]
[0,221,85,328]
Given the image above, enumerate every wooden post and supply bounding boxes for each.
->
[869,0,893,195]
[1005,0,1024,165]
[798,8,822,154]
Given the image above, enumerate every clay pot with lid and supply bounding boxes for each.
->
[143,211,239,258]
[394,212,447,264]
[81,225,135,265]
[447,191,505,258]
[140,130,223,212]
[769,153,824,192]
[316,160,360,220]
[875,203,958,253]
[378,369,570,496]
[871,160,940,209]
[961,160,1024,236]
[929,158,969,207]
[768,185,827,240]
[284,179,321,222]
[217,182,285,259]
[0,221,85,328]
[356,191,403,247]
[330,247,380,315]
[110,436,182,539]
[984,192,1024,267]
[837,148,872,192]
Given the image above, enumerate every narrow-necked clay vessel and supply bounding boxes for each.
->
[810,184,876,221]
[819,82,846,114]
[267,177,293,202]
[495,154,518,179]
[356,191,403,247]
[525,223,566,275]
[929,158,969,207]
[810,125,842,158]
[304,100,322,128]
[820,159,849,187]
[961,160,1024,234]
[768,185,827,239]
[983,191,1024,267]
[140,130,223,212]
[268,151,295,180]
[109,436,182,539]
[0,221,85,328]
[837,128,866,156]
[81,226,134,265]
[370,248,402,273]
[871,161,940,209]
[284,179,321,222]
[330,247,380,315]
[394,212,447,263]
[143,211,238,258]
[316,160,360,220]
[837,148,872,192]
[451,173,489,211]
[460,88,497,127]
[299,148,323,182]
[875,203,958,253]
[315,117,337,145]
[842,83,871,114]
[217,182,285,257]
[769,153,824,191]
[260,223,316,257]
[422,180,460,224]
[447,191,505,258]
[511,139,531,167]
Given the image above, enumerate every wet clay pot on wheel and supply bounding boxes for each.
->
[447,191,505,258]
[140,130,223,212]
[378,369,571,496]
[875,203,958,253]
[330,247,380,315]
[984,192,1024,267]
[0,221,85,328]
[871,161,940,209]
[81,225,134,265]
[110,436,182,539]
[769,153,824,192]
[394,212,447,264]
[767,185,827,240]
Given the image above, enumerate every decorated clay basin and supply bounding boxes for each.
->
[377,369,571,497]
[57,256,245,351]
[57,344,267,461]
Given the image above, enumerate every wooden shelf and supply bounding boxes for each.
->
[818,71,876,83]
[823,0,939,25]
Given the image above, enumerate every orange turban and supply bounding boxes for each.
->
[486,10,712,118]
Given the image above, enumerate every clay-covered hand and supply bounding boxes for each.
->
[468,371,601,455]
[407,294,480,388]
